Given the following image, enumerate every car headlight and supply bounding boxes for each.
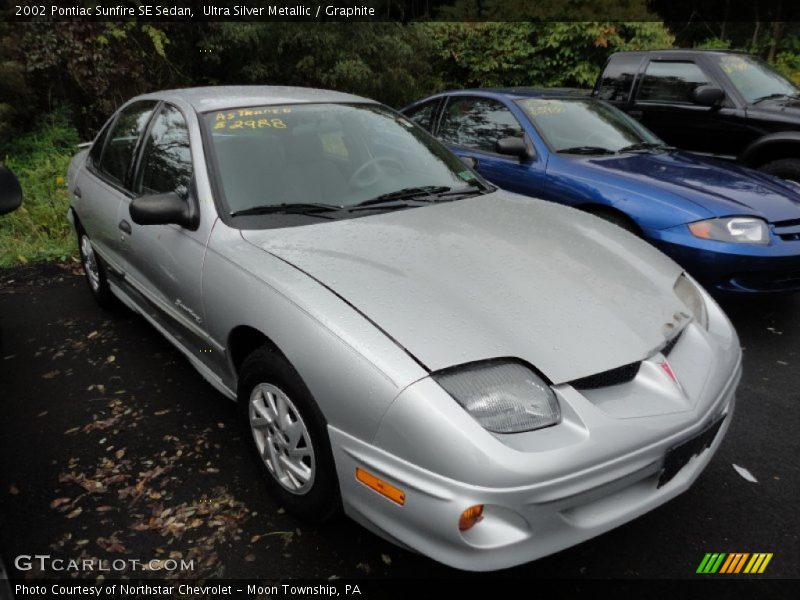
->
[674,273,708,330]
[434,361,560,434]
[688,217,769,244]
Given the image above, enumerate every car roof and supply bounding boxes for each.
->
[439,87,592,100]
[133,85,377,112]
[609,48,750,58]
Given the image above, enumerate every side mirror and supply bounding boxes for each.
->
[0,164,23,216]
[692,85,725,107]
[460,156,479,170]
[129,191,198,229]
[496,136,530,159]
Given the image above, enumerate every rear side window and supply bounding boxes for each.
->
[637,61,712,104]
[404,100,439,131]
[136,104,193,198]
[98,101,158,185]
[595,55,642,102]
[438,97,523,153]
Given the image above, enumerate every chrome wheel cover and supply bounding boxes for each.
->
[80,235,101,292]
[249,383,315,494]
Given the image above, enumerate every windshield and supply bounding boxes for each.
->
[715,54,799,104]
[203,103,480,214]
[516,98,662,153]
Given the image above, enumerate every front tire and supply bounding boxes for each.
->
[758,158,800,183]
[78,232,114,308]
[238,345,340,523]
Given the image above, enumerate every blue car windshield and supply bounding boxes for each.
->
[203,103,480,214]
[516,98,662,154]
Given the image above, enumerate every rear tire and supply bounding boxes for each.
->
[238,345,340,523]
[758,158,800,183]
[77,232,114,309]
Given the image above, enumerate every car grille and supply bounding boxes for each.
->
[773,218,800,242]
[570,330,683,391]
[571,361,641,390]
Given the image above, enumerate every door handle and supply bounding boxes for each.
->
[118,220,132,235]
[628,110,643,120]
[73,187,82,198]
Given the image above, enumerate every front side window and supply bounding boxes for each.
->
[404,100,439,132]
[637,61,712,104]
[517,98,661,153]
[98,101,158,185]
[714,54,799,104]
[438,97,523,153]
[203,103,481,216]
[137,104,193,198]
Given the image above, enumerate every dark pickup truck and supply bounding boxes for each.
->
[592,49,800,181]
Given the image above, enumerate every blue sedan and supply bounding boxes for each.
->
[402,88,800,293]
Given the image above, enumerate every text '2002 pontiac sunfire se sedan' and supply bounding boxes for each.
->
[67,86,742,571]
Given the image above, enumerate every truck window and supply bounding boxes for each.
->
[595,55,642,103]
[637,61,712,104]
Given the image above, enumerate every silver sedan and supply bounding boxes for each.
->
[67,86,741,571]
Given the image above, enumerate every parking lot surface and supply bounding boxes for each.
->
[0,263,798,581]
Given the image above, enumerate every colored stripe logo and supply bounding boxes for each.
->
[697,552,773,574]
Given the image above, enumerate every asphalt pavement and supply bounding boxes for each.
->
[0,263,797,584]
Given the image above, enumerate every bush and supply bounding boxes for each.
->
[0,111,79,267]
[425,21,674,90]
[775,51,800,86]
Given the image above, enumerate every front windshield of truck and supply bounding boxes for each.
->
[715,54,799,104]
[516,98,662,154]
[203,103,482,215]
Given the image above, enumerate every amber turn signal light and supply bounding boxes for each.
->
[458,504,484,531]
[355,468,406,505]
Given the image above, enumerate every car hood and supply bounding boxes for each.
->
[746,95,800,121]
[564,151,800,223]
[241,192,686,384]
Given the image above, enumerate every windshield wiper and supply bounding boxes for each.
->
[557,146,616,155]
[432,184,488,198]
[351,186,453,209]
[230,203,343,217]
[751,92,799,104]
[617,141,675,153]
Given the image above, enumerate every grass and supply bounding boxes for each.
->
[0,111,81,267]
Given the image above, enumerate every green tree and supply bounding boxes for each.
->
[425,21,674,90]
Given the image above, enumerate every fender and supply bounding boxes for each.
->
[738,131,800,166]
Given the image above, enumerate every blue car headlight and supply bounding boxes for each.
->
[688,217,769,244]
[434,361,560,434]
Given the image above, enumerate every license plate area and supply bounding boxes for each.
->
[658,415,725,488]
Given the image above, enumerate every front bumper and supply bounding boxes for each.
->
[650,227,800,294]
[331,357,740,571]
